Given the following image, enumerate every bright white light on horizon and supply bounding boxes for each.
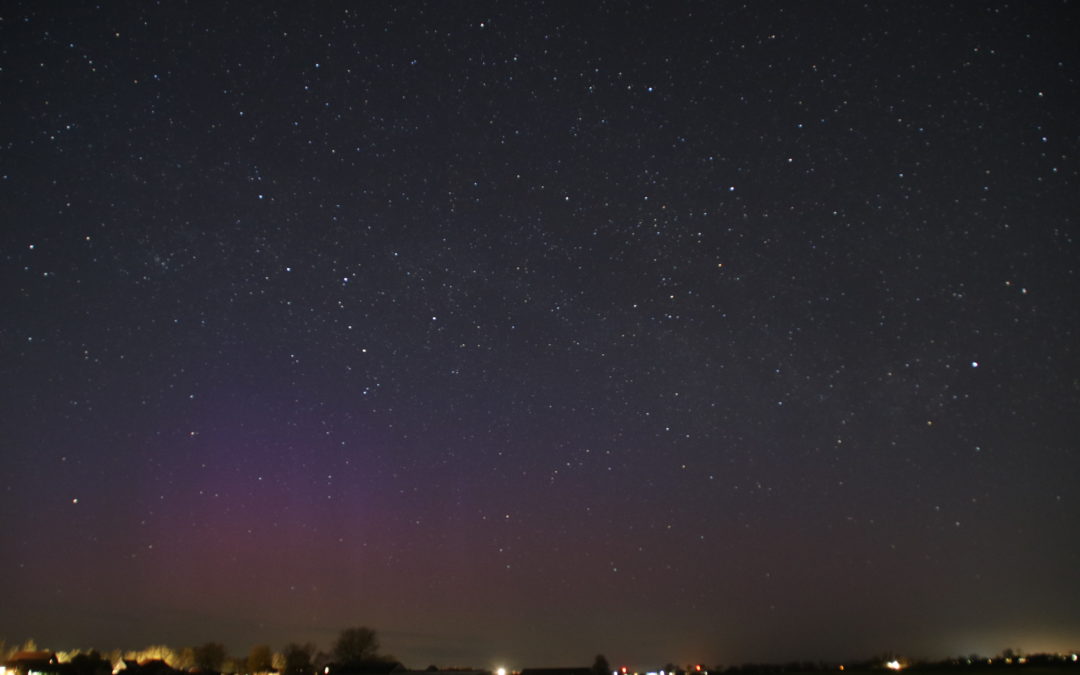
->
[497,668,507,675]
[886,661,902,671]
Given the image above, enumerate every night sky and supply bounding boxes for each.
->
[2,1,1078,669]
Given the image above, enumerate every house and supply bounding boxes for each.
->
[4,652,61,675]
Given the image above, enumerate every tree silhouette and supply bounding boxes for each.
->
[69,651,111,675]
[248,646,274,673]
[194,643,227,672]
[592,655,612,675]
[332,627,382,664]
[282,644,316,675]
[222,656,246,674]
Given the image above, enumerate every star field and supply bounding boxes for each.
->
[2,1,1078,668]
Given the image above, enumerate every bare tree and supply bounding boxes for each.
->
[194,643,227,672]
[332,627,382,664]
[282,644,316,675]
[248,646,274,673]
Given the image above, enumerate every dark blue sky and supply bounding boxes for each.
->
[2,0,1078,669]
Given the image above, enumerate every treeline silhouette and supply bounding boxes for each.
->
[4,633,1079,675]
[1,627,398,675]
[690,652,1079,674]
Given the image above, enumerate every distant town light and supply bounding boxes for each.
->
[497,668,507,675]
[886,661,902,671]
